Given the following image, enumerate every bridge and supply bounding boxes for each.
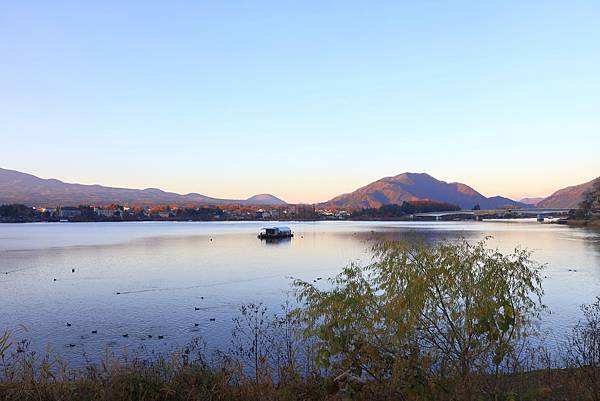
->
[413,208,573,222]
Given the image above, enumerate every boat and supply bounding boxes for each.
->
[258,226,294,239]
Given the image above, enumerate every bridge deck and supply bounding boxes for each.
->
[413,208,572,218]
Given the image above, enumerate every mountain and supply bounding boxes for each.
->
[0,168,287,207]
[537,176,600,208]
[244,194,287,205]
[323,172,526,210]
[519,197,545,206]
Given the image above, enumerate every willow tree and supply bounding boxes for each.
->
[294,239,544,400]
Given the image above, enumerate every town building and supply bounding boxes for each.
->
[58,207,82,218]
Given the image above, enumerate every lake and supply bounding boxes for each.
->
[1,220,599,367]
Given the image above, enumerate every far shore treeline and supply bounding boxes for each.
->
[0,200,464,223]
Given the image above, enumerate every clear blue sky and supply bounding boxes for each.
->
[1,1,599,203]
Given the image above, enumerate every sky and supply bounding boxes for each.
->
[1,1,599,203]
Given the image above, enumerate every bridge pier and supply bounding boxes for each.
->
[537,214,544,223]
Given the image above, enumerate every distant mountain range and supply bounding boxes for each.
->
[537,176,600,208]
[0,168,286,207]
[322,172,527,210]
[519,197,545,205]
[2,167,597,210]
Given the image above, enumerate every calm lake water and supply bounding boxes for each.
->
[1,220,599,366]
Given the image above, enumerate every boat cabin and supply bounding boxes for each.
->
[258,226,293,239]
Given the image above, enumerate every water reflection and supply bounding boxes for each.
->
[260,237,293,245]
[0,220,598,367]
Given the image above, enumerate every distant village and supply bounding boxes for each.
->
[0,203,352,223]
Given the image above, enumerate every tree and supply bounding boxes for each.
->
[0,204,34,220]
[566,297,600,401]
[579,180,600,217]
[293,239,544,400]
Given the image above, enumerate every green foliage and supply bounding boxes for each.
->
[293,239,544,399]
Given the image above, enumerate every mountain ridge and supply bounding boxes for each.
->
[537,176,600,208]
[0,168,287,207]
[323,172,526,210]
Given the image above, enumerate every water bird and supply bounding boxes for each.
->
[53,278,57,281]
[91,330,97,334]
[69,344,76,348]
[209,318,216,321]
[200,296,204,300]
[116,292,121,295]
[71,268,75,273]
[158,335,164,339]
[66,322,71,327]
[148,334,153,338]
[194,323,199,327]
[195,307,200,311]
[122,334,128,338]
